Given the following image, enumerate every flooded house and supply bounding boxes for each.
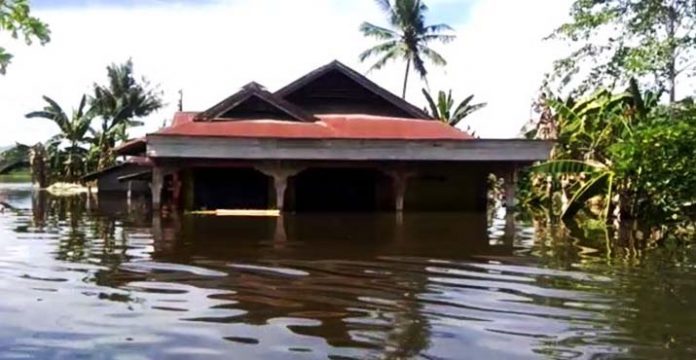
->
[104,60,552,212]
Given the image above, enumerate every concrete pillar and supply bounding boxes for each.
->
[386,170,413,212]
[274,215,287,249]
[171,172,181,209]
[256,163,303,211]
[127,181,133,206]
[503,167,518,210]
[274,176,288,210]
[151,167,164,210]
[394,175,407,212]
[503,210,515,248]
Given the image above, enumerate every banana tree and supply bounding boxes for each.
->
[529,79,659,221]
[531,160,614,220]
[26,95,93,181]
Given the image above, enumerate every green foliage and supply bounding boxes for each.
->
[611,104,696,224]
[25,60,163,182]
[89,59,163,169]
[0,0,50,74]
[360,0,455,98]
[548,0,696,101]
[0,142,29,164]
[528,79,696,234]
[421,88,486,128]
[530,160,614,220]
[26,95,94,181]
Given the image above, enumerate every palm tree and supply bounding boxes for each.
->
[359,0,455,98]
[90,59,163,169]
[422,89,487,127]
[26,95,93,181]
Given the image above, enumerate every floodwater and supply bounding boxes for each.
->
[0,183,695,359]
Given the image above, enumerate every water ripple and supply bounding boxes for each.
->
[0,192,694,359]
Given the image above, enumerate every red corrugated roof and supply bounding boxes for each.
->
[154,113,473,140]
[114,137,147,155]
[172,112,198,126]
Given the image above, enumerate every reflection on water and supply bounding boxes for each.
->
[1,184,695,359]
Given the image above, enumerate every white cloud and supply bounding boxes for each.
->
[0,0,572,145]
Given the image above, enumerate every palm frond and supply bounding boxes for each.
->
[421,88,441,120]
[418,46,447,66]
[437,90,450,120]
[424,23,454,33]
[530,159,607,175]
[364,45,402,73]
[562,172,612,220]
[450,97,487,126]
[421,33,456,43]
[41,96,64,115]
[76,94,88,119]
[25,111,57,120]
[373,0,397,24]
[359,22,399,40]
[359,40,400,62]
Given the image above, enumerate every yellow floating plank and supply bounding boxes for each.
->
[188,209,280,217]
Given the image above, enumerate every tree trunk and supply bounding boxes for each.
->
[666,4,677,103]
[668,58,676,103]
[30,143,47,189]
[402,58,411,99]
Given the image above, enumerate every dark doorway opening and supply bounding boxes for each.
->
[193,168,270,210]
[293,168,391,212]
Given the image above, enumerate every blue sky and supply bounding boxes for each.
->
[32,0,218,7]
[32,0,475,26]
[0,0,571,145]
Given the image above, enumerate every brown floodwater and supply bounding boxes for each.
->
[0,183,695,359]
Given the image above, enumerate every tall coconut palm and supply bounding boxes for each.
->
[26,95,93,181]
[422,89,487,127]
[359,0,455,98]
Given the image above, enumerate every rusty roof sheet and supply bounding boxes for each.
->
[152,114,473,140]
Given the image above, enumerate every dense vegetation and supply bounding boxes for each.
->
[522,83,695,232]
[547,0,696,102]
[524,0,696,241]
[24,59,162,184]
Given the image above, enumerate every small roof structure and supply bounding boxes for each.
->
[82,156,152,182]
[117,170,152,183]
[114,138,147,157]
[195,82,316,122]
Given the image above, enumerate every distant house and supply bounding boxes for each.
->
[109,60,552,212]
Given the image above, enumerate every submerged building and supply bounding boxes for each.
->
[107,60,552,212]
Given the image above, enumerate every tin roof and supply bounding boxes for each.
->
[153,113,473,140]
[147,61,472,142]
[82,156,152,181]
[114,138,147,156]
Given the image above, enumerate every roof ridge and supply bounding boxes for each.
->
[195,82,316,122]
